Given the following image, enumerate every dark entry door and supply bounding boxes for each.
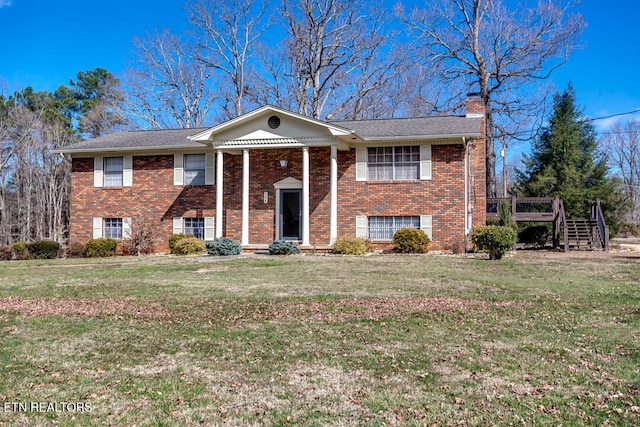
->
[280,189,302,240]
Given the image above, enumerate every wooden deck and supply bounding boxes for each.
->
[486,197,561,222]
[486,197,609,251]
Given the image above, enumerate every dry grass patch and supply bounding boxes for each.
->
[0,297,171,320]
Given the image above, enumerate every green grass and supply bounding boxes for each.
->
[0,252,639,425]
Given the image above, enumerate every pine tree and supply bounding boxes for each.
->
[516,84,623,231]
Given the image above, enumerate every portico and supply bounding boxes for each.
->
[188,106,353,247]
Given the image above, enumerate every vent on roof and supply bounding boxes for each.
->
[268,115,281,129]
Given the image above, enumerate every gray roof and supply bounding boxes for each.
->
[53,128,208,154]
[331,116,482,139]
[55,115,481,154]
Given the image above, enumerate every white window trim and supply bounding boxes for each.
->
[94,156,132,187]
[93,217,131,240]
[355,145,432,182]
[172,216,215,240]
[174,153,214,186]
[355,215,433,240]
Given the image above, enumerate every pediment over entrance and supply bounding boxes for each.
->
[274,177,302,189]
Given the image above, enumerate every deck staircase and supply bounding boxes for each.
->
[487,197,609,251]
[563,219,604,250]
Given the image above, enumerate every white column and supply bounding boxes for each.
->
[242,149,250,246]
[302,146,310,246]
[216,150,224,238]
[330,145,338,244]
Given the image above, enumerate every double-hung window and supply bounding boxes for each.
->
[184,218,205,239]
[104,157,124,187]
[184,154,206,186]
[367,216,420,240]
[367,146,420,181]
[103,218,123,239]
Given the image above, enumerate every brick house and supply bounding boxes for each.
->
[54,96,486,252]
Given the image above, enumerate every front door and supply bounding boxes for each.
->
[280,189,302,240]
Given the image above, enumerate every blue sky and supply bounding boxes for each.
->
[1,0,638,137]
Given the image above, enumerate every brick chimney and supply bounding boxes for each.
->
[465,93,485,118]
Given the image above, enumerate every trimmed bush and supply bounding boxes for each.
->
[67,242,86,258]
[518,224,551,248]
[169,233,194,254]
[268,240,301,255]
[85,238,118,258]
[471,225,517,260]
[206,237,242,256]
[12,242,29,260]
[393,228,430,254]
[173,236,206,255]
[26,240,60,259]
[331,237,370,255]
[0,245,12,261]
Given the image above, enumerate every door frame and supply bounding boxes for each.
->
[274,177,303,241]
[279,189,302,240]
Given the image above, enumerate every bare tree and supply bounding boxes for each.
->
[603,120,640,224]
[189,0,268,119]
[279,0,406,120]
[123,30,216,129]
[399,0,585,197]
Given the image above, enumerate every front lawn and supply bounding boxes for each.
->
[0,252,638,425]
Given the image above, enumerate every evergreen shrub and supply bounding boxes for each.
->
[169,233,194,254]
[173,237,206,255]
[26,240,60,259]
[518,224,551,248]
[206,237,242,256]
[268,240,301,255]
[85,238,118,258]
[12,242,29,260]
[471,225,516,260]
[392,228,430,253]
[331,237,370,255]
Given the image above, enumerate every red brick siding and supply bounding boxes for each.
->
[336,145,467,251]
[70,140,485,252]
[71,155,215,251]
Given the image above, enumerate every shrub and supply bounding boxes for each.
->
[12,242,29,260]
[268,240,301,255]
[393,228,430,254]
[498,200,517,230]
[0,245,12,261]
[331,237,370,255]
[486,217,501,226]
[126,216,158,256]
[26,240,60,259]
[173,237,206,255]
[518,224,551,248]
[471,225,517,260]
[169,233,194,254]
[206,237,242,256]
[619,222,640,237]
[67,242,86,258]
[85,238,118,258]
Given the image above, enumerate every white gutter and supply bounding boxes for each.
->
[50,144,204,155]
[360,133,481,142]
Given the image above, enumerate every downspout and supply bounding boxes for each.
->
[465,138,475,250]
[463,137,469,237]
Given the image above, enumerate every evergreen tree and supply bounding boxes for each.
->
[515,84,623,231]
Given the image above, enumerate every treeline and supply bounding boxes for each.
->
[0,69,124,245]
[2,0,637,246]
